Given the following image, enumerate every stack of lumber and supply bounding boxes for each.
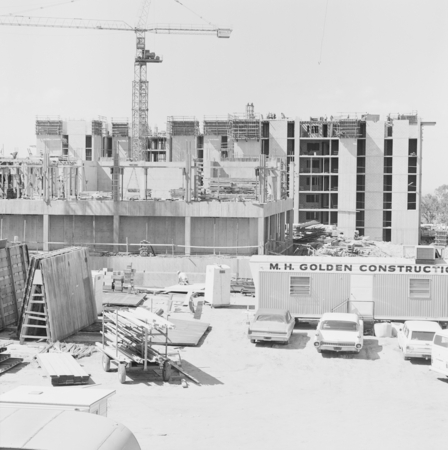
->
[37,342,97,360]
[0,243,29,330]
[207,178,258,201]
[0,346,23,375]
[18,247,97,343]
[37,353,90,386]
[293,223,328,243]
[230,278,255,296]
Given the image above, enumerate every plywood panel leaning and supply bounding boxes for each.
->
[19,247,97,342]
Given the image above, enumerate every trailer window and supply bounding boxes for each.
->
[409,279,431,299]
[290,276,311,296]
[434,334,448,348]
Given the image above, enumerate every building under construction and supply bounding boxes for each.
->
[0,106,435,253]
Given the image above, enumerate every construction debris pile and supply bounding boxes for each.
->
[36,342,97,360]
[231,278,255,296]
[200,178,259,202]
[293,221,392,258]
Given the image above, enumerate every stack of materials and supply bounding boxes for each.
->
[0,242,29,331]
[123,264,135,291]
[78,191,113,200]
[98,307,200,384]
[230,278,255,296]
[18,247,97,343]
[37,353,90,386]
[113,270,124,291]
[139,240,156,257]
[207,178,258,201]
[0,346,23,375]
[293,222,328,244]
[103,268,114,290]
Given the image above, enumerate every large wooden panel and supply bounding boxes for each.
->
[39,247,96,341]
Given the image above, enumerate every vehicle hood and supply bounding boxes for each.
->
[318,330,360,341]
[250,322,287,333]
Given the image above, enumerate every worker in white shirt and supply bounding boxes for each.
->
[177,270,189,285]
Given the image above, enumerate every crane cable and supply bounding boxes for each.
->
[318,0,329,65]
[9,0,84,16]
[173,0,215,26]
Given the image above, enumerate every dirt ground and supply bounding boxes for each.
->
[2,298,448,450]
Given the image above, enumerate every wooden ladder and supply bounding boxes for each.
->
[20,273,50,343]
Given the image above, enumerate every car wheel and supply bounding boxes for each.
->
[250,339,256,344]
[403,355,409,361]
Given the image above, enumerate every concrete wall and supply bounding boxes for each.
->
[191,217,258,255]
[171,136,195,162]
[233,140,260,157]
[119,216,185,254]
[269,120,288,157]
[36,136,62,157]
[0,214,43,248]
[337,138,357,237]
[66,120,87,160]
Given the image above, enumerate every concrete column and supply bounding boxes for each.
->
[185,216,191,256]
[279,212,285,241]
[43,214,49,251]
[113,215,120,253]
[258,217,265,255]
[288,209,294,240]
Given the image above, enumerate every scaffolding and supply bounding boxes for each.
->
[111,118,130,137]
[203,116,229,135]
[333,119,363,138]
[166,117,199,136]
[36,116,63,136]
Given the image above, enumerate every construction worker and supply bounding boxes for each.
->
[177,270,189,285]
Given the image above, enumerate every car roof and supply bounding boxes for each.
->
[320,312,359,322]
[404,321,442,331]
[0,407,140,450]
[256,308,289,316]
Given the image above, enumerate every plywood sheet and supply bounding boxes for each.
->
[151,318,210,346]
[39,247,96,341]
[102,292,146,307]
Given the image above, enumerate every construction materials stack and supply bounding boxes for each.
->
[123,264,135,291]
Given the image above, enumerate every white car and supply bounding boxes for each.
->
[314,312,363,353]
[248,309,295,344]
[397,320,442,360]
[431,329,448,377]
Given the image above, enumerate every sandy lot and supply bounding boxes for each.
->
[1,301,448,450]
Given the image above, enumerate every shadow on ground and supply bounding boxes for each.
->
[255,332,310,350]
[321,338,383,361]
[409,358,431,366]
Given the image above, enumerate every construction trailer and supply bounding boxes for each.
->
[250,253,448,324]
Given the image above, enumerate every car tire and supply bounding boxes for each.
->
[317,348,322,354]
[250,339,256,344]
[404,355,409,361]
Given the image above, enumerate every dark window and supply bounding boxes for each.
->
[357,175,365,191]
[356,210,365,227]
[62,134,69,156]
[357,139,366,156]
[262,139,269,156]
[359,122,366,138]
[311,125,319,134]
[356,228,365,237]
[262,122,269,138]
[356,192,365,210]
[197,135,204,149]
[287,139,295,155]
[383,229,392,242]
[383,210,392,227]
[383,192,392,209]
[384,157,393,174]
[385,140,393,156]
[85,148,92,161]
[287,122,295,138]
[357,157,366,174]
[307,143,320,154]
[408,156,417,174]
[409,139,417,156]
[85,135,92,148]
[221,135,228,149]
[161,139,166,150]
[331,140,339,155]
[312,160,320,169]
[408,193,417,210]
[384,175,393,191]
[322,124,328,138]
[387,125,393,137]
[408,175,417,192]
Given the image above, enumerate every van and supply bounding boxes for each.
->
[0,407,141,450]
[431,329,448,377]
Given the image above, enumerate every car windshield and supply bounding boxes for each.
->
[411,331,435,341]
[256,314,285,323]
[321,320,357,331]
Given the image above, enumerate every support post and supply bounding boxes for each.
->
[279,212,285,241]
[258,217,265,255]
[43,214,49,251]
[185,216,191,256]
[113,215,120,253]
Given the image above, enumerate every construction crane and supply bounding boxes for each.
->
[0,1,231,161]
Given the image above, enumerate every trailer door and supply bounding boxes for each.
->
[349,275,374,319]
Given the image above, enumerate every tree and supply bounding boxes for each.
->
[421,193,439,224]
[434,184,448,225]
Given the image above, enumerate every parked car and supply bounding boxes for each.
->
[248,309,295,344]
[431,329,448,376]
[397,320,442,360]
[314,312,363,353]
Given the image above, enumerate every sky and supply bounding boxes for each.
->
[0,0,446,193]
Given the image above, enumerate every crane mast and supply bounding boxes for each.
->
[0,2,232,161]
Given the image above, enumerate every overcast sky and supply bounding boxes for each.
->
[0,0,446,193]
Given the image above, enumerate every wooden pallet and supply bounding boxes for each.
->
[0,347,23,375]
[37,353,90,386]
